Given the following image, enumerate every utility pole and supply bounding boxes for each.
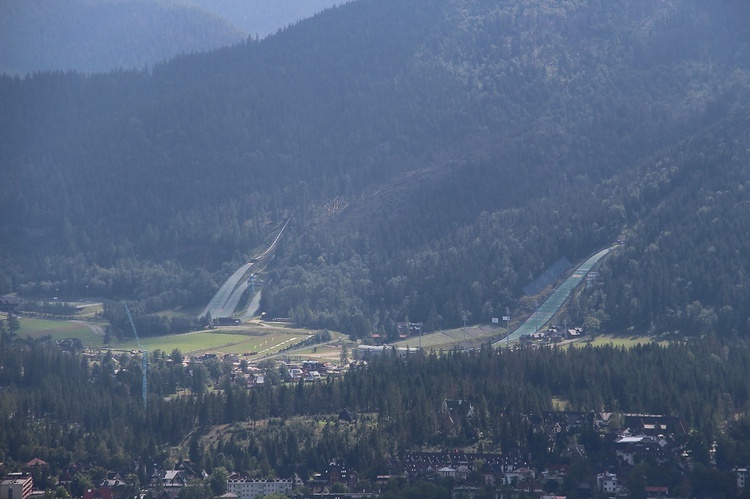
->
[505,307,511,346]
[410,322,423,350]
[462,311,468,348]
[124,303,148,409]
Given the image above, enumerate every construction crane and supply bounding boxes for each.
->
[124,302,148,409]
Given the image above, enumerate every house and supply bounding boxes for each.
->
[339,409,355,423]
[84,488,114,499]
[622,414,680,436]
[288,368,304,381]
[644,486,669,497]
[175,460,205,480]
[596,472,619,495]
[596,412,613,428]
[502,467,534,486]
[92,473,127,499]
[438,467,456,479]
[454,465,471,481]
[302,360,328,374]
[443,400,475,421]
[562,444,587,461]
[566,328,584,339]
[543,464,569,487]
[326,459,360,490]
[735,467,748,489]
[57,467,77,489]
[1,473,33,499]
[616,435,666,465]
[516,480,544,495]
[0,295,23,312]
[148,469,188,498]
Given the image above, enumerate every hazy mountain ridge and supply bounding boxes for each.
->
[2,0,750,336]
[0,0,357,76]
[184,0,345,37]
[0,0,244,75]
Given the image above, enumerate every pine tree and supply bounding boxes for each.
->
[6,313,20,336]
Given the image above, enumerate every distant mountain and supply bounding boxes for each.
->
[184,0,348,37]
[0,0,245,75]
[2,0,750,338]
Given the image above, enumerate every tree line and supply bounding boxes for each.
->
[2,333,750,496]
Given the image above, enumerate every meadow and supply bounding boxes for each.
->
[579,333,670,348]
[390,324,505,351]
[18,317,103,344]
[16,315,322,358]
[113,329,307,356]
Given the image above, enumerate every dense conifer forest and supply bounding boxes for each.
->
[2,334,750,496]
[3,0,750,339]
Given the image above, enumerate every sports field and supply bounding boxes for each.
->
[17,317,103,343]
[114,329,307,356]
[15,315,318,358]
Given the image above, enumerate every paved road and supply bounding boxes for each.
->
[493,246,615,346]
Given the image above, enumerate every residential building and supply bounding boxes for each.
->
[644,485,668,497]
[1,473,33,499]
[226,478,293,498]
[736,467,748,490]
[596,472,619,495]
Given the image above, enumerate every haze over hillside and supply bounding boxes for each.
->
[0,0,344,75]
[185,0,346,37]
[2,0,750,339]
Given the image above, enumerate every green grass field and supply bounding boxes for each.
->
[113,330,306,356]
[578,333,669,348]
[18,317,103,343]
[391,324,505,351]
[16,314,670,360]
[15,315,319,358]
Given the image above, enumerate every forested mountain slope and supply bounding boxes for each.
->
[584,85,750,337]
[2,0,750,338]
[0,0,245,75]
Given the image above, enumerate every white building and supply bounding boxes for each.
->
[736,467,748,490]
[226,478,292,499]
[1,473,33,499]
[597,472,619,494]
